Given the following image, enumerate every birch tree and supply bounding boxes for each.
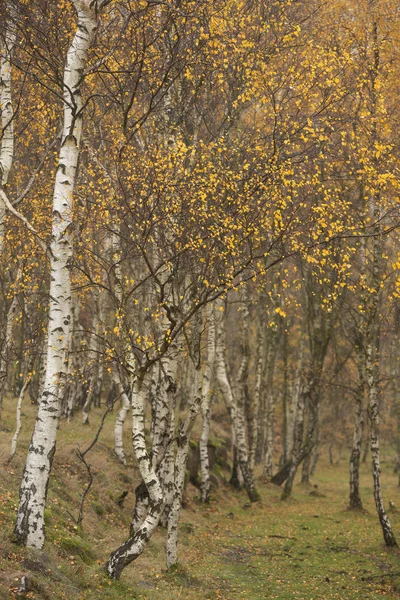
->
[14,0,101,549]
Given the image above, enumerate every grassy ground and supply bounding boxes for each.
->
[1,395,400,599]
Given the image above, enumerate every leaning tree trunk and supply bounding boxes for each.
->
[13,0,99,549]
[106,374,165,579]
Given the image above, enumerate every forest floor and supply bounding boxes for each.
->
[1,397,400,600]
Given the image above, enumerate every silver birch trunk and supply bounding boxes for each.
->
[0,286,18,415]
[281,381,307,500]
[199,303,216,503]
[366,334,396,545]
[13,0,99,549]
[349,342,365,509]
[166,369,202,569]
[309,404,321,477]
[106,376,165,579]
[249,325,264,471]
[158,348,179,525]
[364,11,396,547]
[263,327,279,479]
[111,227,131,462]
[214,300,259,502]
[0,1,17,255]
[0,6,17,414]
[113,368,130,465]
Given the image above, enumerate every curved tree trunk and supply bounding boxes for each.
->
[106,375,164,579]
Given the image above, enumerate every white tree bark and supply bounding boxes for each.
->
[113,368,131,465]
[249,324,265,471]
[214,299,259,502]
[10,370,32,459]
[158,348,179,525]
[13,0,99,549]
[0,1,17,255]
[349,341,365,509]
[167,368,202,568]
[199,303,216,503]
[0,281,18,415]
[0,3,17,417]
[111,226,132,462]
[263,327,279,479]
[106,375,165,579]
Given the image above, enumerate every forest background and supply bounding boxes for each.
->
[1,0,400,596]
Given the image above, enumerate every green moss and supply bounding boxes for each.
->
[92,502,105,516]
[59,535,96,565]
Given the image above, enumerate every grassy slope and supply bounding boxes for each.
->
[1,395,400,600]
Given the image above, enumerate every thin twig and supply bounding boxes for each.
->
[73,395,121,526]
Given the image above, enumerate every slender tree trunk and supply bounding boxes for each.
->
[281,381,307,500]
[166,369,202,569]
[301,391,319,485]
[349,344,365,509]
[281,325,290,465]
[367,337,396,546]
[113,369,131,465]
[106,375,164,579]
[363,8,396,548]
[215,300,259,502]
[309,404,321,477]
[0,1,17,256]
[249,324,265,471]
[13,0,99,549]
[10,367,32,459]
[158,348,178,525]
[199,304,216,503]
[0,4,17,414]
[263,326,278,479]
[0,286,18,415]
